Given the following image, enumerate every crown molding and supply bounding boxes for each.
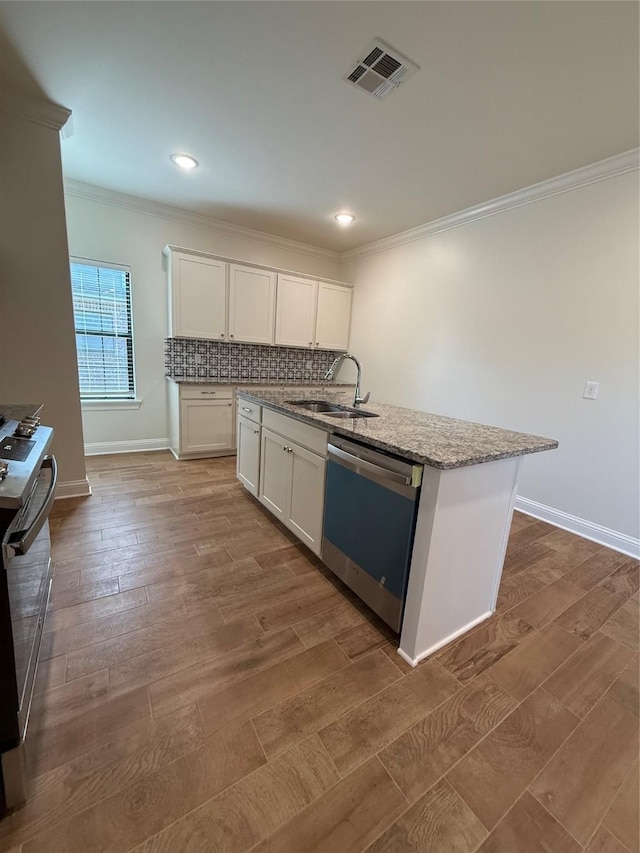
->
[340,148,640,263]
[0,90,71,131]
[63,180,340,263]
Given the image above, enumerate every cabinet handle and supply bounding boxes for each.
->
[227,403,232,406]
[309,342,313,347]
[283,446,287,451]
[254,429,259,435]
[220,333,225,338]
[230,334,234,338]
[242,406,251,412]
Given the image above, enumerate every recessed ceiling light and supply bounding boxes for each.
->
[335,212,355,225]
[171,153,199,170]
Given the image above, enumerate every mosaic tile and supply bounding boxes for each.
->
[165,337,343,384]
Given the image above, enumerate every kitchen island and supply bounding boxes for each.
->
[236,388,558,666]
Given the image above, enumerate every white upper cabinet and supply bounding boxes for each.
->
[168,252,227,340]
[228,265,277,345]
[166,246,351,349]
[275,276,352,351]
[315,282,352,351]
[275,275,318,348]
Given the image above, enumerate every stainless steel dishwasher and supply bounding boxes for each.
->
[322,435,423,632]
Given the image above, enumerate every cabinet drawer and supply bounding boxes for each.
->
[237,400,261,423]
[180,386,233,400]
[262,408,327,456]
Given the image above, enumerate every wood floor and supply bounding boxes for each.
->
[1,451,638,852]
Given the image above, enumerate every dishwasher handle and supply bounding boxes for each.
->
[328,443,420,489]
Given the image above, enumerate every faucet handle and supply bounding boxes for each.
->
[355,391,371,406]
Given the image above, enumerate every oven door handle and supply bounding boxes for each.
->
[8,455,57,556]
[328,443,415,488]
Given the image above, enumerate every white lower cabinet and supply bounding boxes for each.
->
[168,383,236,459]
[285,440,326,553]
[249,409,327,557]
[181,398,234,455]
[236,414,261,497]
[259,428,290,524]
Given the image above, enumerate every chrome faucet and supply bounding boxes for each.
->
[323,353,371,407]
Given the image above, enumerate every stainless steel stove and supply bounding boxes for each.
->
[0,410,56,813]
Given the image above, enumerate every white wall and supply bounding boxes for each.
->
[0,101,88,495]
[341,169,639,545]
[64,189,342,450]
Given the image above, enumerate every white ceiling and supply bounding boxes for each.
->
[1,1,638,253]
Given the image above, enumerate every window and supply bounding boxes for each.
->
[70,259,136,400]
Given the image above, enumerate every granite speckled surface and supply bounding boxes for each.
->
[0,403,43,422]
[237,389,558,470]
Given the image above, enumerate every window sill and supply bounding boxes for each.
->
[81,399,142,412]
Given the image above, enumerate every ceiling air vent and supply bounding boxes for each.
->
[344,39,419,100]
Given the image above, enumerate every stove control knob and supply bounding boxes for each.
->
[0,460,8,480]
[15,422,35,437]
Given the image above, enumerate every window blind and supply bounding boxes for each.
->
[70,260,136,400]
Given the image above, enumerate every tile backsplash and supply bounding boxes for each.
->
[165,338,343,383]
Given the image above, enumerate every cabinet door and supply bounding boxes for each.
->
[275,275,317,348]
[236,415,261,497]
[259,428,290,523]
[228,265,276,344]
[315,282,352,351]
[286,441,326,556]
[170,254,227,340]
[180,399,234,454]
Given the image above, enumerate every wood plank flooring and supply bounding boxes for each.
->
[1,451,638,852]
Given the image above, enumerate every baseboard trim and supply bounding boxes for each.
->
[398,610,493,668]
[170,448,237,461]
[515,496,640,559]
[84,438,170,456]
[55,478,92,500]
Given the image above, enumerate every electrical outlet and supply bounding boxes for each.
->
[583,381,599,400]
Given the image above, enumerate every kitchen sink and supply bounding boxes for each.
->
[287,400,343,413]
[323,411,378,419]
[286,400,379,419]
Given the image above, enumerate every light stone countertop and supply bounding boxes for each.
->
[237,388,558,470]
